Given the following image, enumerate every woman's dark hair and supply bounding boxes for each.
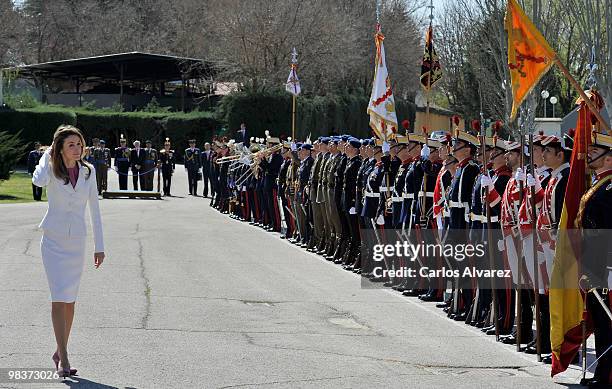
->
[50,125,92,185]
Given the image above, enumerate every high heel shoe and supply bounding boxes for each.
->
[57,367,71,378]
[52,352,78,376]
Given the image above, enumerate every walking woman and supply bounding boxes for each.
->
[32,125,105,378]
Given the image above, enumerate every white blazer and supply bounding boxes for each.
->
[32,149,105,252]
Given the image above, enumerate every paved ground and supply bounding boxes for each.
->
[0,167,588,388]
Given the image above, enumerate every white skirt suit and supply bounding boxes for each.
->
[32,150,104,303]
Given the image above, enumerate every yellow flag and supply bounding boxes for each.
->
[505,0,556,120]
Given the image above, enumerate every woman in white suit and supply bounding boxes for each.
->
[32,125,105,377]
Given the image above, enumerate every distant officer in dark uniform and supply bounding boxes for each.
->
[297,143,314,247]
[201,142,213,198]
[27,141,43,200]
[578,131,612,388]
[184,139,202,196]
[258,135,283,232]
[94,139,111,195]
[114,135,131,190]
[143,140,157,191]
[158,137,175,196]
[341,138,363,268]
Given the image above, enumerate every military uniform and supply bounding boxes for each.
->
[27,146,43,200]
[184,145,202,195]
[93,141,111,195]
[142,143,157,191]
[158,141,175,196]
[114,141,131,190]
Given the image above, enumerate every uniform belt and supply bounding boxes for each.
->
[449,201,469,208]
[392,196,403,202]
[379,186,389,192]
[443,210,450,217]
[403,193,414,199]
[418,191,435,198]
[470,213,499,223]
[365,192,380,198]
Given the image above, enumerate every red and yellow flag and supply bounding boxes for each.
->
[549,97,593,377]
[505,0,556,120]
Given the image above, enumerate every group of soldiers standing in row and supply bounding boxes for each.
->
[207,117,611,387]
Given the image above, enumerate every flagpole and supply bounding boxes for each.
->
[292,94,296,141]
[516,110,526,352]
[528,133,542,361]
[553,56,610,133]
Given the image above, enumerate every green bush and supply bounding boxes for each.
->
[216,89,416,140]
[0,107,77,147]
[4,91,39,109]
[0,131,27,180]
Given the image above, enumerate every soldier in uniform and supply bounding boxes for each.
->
[185,139,202,196]
[202,142,214,198]
[130,140,146,191]
[578,131,612,388]
[94,139,111,195]
[158,138,175,196]
[27,141,44,200]
[341,138,363,269]
[114,135,131,190]
[307,138,329,252]
[258,134,283,232]
[296,143,314,247]
[142,140,157,191]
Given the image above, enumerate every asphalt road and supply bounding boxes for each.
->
[0,166,586,388]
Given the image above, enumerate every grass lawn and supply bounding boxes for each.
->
[0,172,46,204]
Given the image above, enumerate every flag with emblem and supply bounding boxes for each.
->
[367,24,398,140]
[420,25,442,90]
[505,0,556,120]
[285,64,300,96]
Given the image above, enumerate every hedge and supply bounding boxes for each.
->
[0,107,222,153]
[217,89,416,140]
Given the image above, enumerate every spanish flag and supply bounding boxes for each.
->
[549,96,593,376]
[420,25,442,91]
[505,0,556,120]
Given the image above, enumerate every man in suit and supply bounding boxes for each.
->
[201,142,213,197]
[27,141,44,200]
[236,123,250,148]
[143,140,157,191]
[130,140,146,191]
[184,139,201,196]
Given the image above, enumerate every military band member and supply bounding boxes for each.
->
[131,140,146,191]
[185,139,202,196]
[158,138,175,196]
[258,134,283,232]
[114,135,131,190]
[93,139,111,195]
[27,141,44,200]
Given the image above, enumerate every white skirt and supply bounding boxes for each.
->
[41,233,86,303]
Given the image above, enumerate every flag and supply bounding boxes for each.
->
[420,25,442,90]
[549,96,594,377]
[367,24,398,140]
[505,0,556,120]
[285,64,301,96]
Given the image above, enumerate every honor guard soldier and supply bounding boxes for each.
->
[143,140,157,191]
[578,130,612,388]
[27,141,44,200]
[341,138,363,269]
[114,134,131,190]
[93,139,111,195]
[87,138,99,165]
[258,133,283,232]
[296,143,314,247]
[159,138,175,196]
[185,139,202,196]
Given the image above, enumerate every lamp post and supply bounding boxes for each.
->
[541,90,549,117]
[549,96,558,118]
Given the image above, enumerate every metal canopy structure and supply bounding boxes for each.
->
[9,52,212,83]
[3,52,214,111]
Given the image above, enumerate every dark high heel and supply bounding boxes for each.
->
[52,351,78,376]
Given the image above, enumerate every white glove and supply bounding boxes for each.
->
[376,214,385,225]
[290,142,297,151]
[349,207,356,215]
[526,173,536,187]
[420,144,430,159]
[514,167,526,182]
[526,173,542,191]
[480,174,494,190]
[382,141,391,154]
[497,239,505,252]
